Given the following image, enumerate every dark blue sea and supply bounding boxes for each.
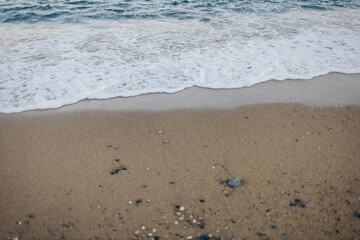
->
[1,0,360,112]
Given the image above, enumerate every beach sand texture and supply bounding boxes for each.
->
[1,103,360,239]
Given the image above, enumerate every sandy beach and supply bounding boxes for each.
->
[1,73,360,240]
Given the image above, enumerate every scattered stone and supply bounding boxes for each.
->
[115,158,120,162]
[320,197,324,201]
[141,225,146,230]
[114,146,119,150]
[153,236,160,240]
[199,221,205,229]
[300,201,307,208]
[136,199,142,205]
[267,221,277,229]
[179,206,185,211]
[355,211,360,218]
[294,199,301,203]
[111,167,127,175]
[227,178,241,187]
[141,184,148,188]
[257,232,266,237]
[129,201,133,205]
[163,140,169,144]
[199,199,205,203]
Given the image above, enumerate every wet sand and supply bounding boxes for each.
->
[1,74,360,240]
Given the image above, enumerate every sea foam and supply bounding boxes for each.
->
[0,8,360,113]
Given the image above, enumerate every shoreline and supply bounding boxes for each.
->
[2,72,360,115]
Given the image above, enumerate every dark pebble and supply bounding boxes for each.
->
[199,221,205,229]
[257,232,266,237]
[199,199,205,203]
[300,201,307,208]
[266,208,271,213]
[227,178,241,187]
[355,211,360,218]
[136,199,142,204]
[294,199,301,203]
[335,229,339,233]
[199,235,211,240]
[170,181,175,184]
[153,236,160,240]
[115,159,120,162]
[111,167,127,175]
[141,184,148,188]
[175,205,180,209]
[320,197,324,201]
[289,202,296,207]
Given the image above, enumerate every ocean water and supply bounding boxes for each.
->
[0,0,360,113]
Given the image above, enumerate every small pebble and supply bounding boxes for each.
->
[187,236,193,239]
[158,130,162,134]
[174,221,179,225]
[141,225,146,230]
[300,201,307,208]
[199,222,205,229]
[152,228,156,233]
[134,230,140,235]
[227,178,241,187]
[180,206,185,211]
[129,201,133,205]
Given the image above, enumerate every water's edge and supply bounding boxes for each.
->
[2,72,358,115]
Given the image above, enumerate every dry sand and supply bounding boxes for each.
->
[1,74,360,240]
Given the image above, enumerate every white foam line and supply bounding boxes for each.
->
[8,72,359,115]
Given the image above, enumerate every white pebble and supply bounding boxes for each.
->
[147,233,152,237]
[152,229,157,233]
[158,130,162,134]
[187,236,193,239]
[134,230,140,235]
[179,206,185,211]
[212,166,215,169]
[146,168,150,170]
[192,219,197,224]
[141,225,146,230]
[174,221,179,225]
[129,201,133,205]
